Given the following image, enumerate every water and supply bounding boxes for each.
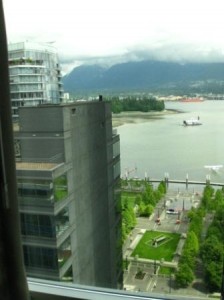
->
[117,100,224,185]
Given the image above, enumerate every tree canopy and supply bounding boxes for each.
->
[175,263,194,287]
[108,96,165,113]
[199,188,224,292]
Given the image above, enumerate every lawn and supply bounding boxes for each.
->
[159,266,175,275]
[131,230,181,261]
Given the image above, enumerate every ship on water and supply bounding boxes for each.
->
[180,97,204,102]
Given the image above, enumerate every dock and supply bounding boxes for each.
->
[149,178,224,187]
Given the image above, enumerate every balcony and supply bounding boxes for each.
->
[9,57,44,66]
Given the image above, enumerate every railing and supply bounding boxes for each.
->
[149,177,224,187]
[27,277,212,300]
[9,58,44,66]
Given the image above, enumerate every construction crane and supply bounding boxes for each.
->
[124,166,137,179]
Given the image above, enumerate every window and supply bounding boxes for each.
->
[21,214,55,238]
[3,1,224,299]
[24,245,58,270]
[18,179,53,199]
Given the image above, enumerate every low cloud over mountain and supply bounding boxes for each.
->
[62,60,224,94]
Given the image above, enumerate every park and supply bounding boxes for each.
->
[122,180,224,299]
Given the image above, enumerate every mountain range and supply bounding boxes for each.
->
[62,60,224,94]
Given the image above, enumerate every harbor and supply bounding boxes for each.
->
[117,101,224,183]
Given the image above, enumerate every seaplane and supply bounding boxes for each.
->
[204,165,223,172]
[183,116,202,126]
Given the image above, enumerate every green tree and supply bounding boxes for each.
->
[158,181,166,194]
[122,197,131,210]
[188,214,203,238]
[135,195,142,207]
[142,184,156,205]
[138,201,146,216]
[186,231,199,254]
[139,204,154,217]
[200,236,223,264]
[123,207,136,231]
[201,185,214,209]
[187,207,197,221]
[154,190,162,202]
[180,231,199,270]
[205,185,215,197]
[206,225,222,241]
[175,263,194,287]
[111,99,123,113]
[214,189,224,206]
[200,235,223,292]
[110,96,165,114]
[145,204,154,216]
[205,261,222,292]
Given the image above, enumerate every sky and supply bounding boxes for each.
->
[3,0,224,74]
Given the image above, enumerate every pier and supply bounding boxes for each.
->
[144,172,224,188]
[149,177,224,187]
[122,172,224,191]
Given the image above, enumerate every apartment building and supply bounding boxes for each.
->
[8,41,63,119]
[14,101,122,289]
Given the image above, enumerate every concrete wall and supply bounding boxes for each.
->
[16,106,65,163]
[19,106,64,132]
[67,102,114,287]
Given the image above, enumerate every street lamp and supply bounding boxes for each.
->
[154,260,157,274]
[169,273,172,293]
[126,255,128,270]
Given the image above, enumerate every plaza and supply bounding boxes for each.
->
[122,188,214,298]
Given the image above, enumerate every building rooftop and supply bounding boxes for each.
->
[16,162,59,171]
[8,41,57,53]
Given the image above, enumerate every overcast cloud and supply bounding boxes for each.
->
[3,0,224,74]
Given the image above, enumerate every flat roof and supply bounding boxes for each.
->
[16,162,59,171]
[18,100,106,109]
[8,41,57,53]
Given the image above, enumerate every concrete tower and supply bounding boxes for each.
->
[14,101,123,289]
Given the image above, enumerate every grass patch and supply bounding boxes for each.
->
[131,230,180,261]
[159,266,175,275]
